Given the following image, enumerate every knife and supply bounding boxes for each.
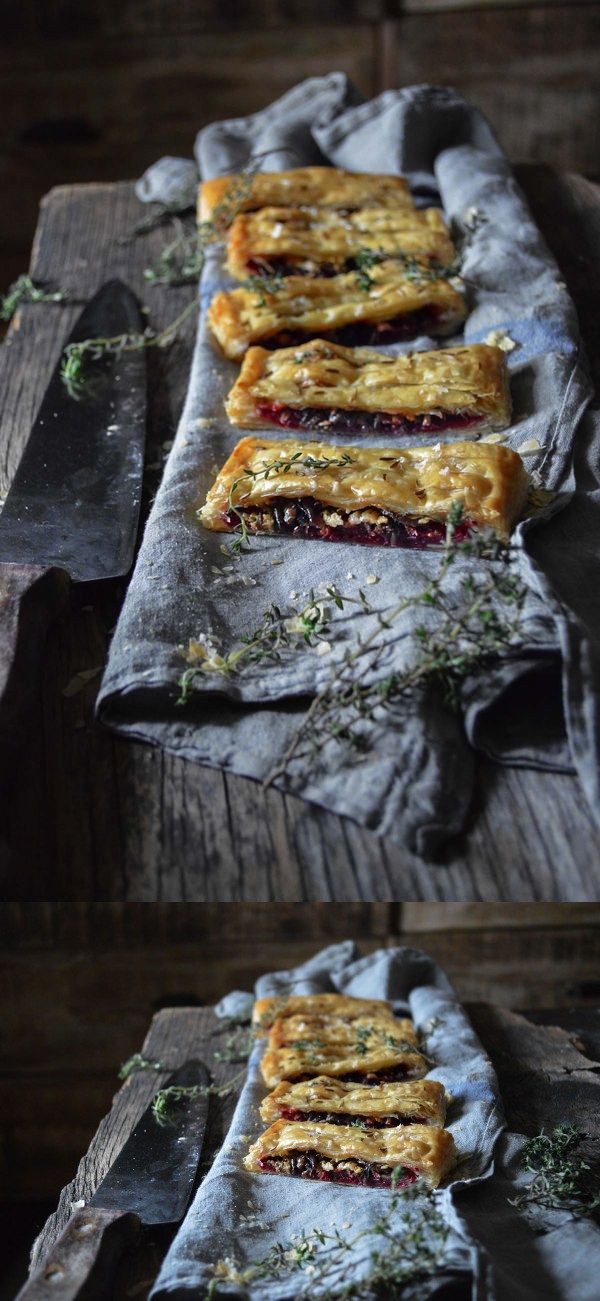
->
[0,279,146,782]
[15,1059,210,1301]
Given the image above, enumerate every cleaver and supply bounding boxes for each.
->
[0,280,147,780]
[15,1059,210,1300]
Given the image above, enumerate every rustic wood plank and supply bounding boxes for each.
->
[1,175,599,900]
[26,1001,600,1294]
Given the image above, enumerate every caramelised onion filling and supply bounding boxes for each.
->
[224,496,474,549]
[279,1107,426,1127]
[255,400,481,438]
[262,307,445,350]
[259,1151,418,1187]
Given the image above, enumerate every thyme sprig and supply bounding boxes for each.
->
[178,585,369,702]
[60,300,196,398]
[353,246,459,292]
[510,1125,600,1216]
[1,274,69,322]
[265,516,527,785]
[224,451,354,555]
[207,1179,450,1299]
[118,1052,163,1081]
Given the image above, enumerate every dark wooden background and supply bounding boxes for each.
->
[2,902,600,1201]
[1,1,599,289]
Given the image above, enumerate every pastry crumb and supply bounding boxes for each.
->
[484,328,517,352]
[366,573,379,585]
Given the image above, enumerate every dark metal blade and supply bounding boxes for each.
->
[90,1060,210,1225]
[0,279,146,581]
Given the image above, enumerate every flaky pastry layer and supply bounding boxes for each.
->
[260,1039,427,1088]
[208,263,466,360]
[198,435,528,543]
[252,994,396,1033]
[199,167,413,223]
[226,206,454,278]
[225,340,511,432]
[260,1077,447,1127]
[244,1120,457,1188]
[266,1013,415,1051]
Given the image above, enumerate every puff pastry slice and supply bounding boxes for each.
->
[244,1120,458,1188]
[225,340,511,440]
[208,263,466,360]
[260,1077,447,1129]
[199,166,414,223]
[226,206,455,279]
[252,993,396,1033]
[266,1013,415,1051]
[260,1038,428,1089]
[198,435,528,547]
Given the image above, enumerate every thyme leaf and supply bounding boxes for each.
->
[1,274,69,322]
[60,300,196,399]
[510,1125,600,1216]
[207,1181,450,1299]
[118,1052,164,1081]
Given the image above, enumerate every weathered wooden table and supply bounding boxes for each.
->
[24,1001,600,1298]
[1,166,599,902]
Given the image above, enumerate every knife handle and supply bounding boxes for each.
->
[0,563,70,783]
[15,1206,142,1301]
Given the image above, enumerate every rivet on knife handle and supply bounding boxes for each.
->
[14,1206,141,1301]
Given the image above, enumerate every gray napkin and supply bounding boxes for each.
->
[150,941,504,1300]
[151,942,600,1300]
[97,78,598,856]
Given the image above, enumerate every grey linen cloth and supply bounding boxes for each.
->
[151,942,600,1300]
[97,78,599,856]
[150,941,503,1300]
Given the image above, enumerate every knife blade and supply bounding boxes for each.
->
[15,1059,210,1301]
[0,280,147,787]
[0,278,146,581]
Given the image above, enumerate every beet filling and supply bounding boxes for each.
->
[279,1108,426,1127]
[259,1152,418,1188]
[255,401,480,438]
[224,496,474,550]
[263,307,443,350]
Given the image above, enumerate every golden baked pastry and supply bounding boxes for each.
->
[226,206,455,279]
[266,1013,415,1051]
[260,1036,427,1089]
[198,435,528,546]
[224,340,511,439]
[208,262,466,360]
[244,1120,458,1188]
[260,1077,447,1128]
[252,993,396,1033]
[198,166,414,223]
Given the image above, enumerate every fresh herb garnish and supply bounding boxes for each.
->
[118,1052,164,1080]
[510,1125,600,1216]
[223,451,353,555]
[60,300,196,399]
[1,274,68,322]
[206,1179,449,1299]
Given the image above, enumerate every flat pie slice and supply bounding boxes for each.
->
[208,262,466,360]
[198,435,528,547]
[244,1120,458,1188]
[260,1037,428,1088]
[226,206,455,279]
[199,166,414,223]
[253,993,396,1033]
[224,340,511,440]
[260,1077,447,1129]
[266,1013,415,1051]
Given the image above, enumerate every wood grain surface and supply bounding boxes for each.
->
[26,1001,600,1297]
[1,167,599,901]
